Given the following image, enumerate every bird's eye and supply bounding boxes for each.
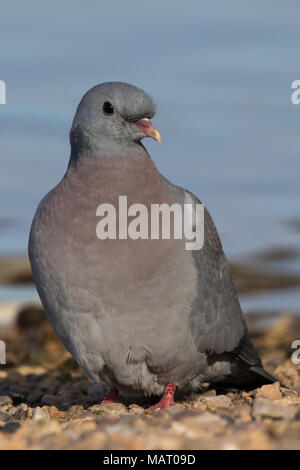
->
[103,101,114,115]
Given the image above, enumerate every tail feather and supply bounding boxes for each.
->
[231,334,284,387]
[250,366,278,385]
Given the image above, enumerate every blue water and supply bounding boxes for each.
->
[0,1,300,310]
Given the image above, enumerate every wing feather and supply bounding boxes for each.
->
[184,189,247,355]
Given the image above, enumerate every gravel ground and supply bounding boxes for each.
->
[0,305,299,450]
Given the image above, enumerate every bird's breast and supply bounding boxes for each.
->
[29,155,199,333]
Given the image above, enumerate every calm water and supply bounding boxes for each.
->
[0,1,300,311]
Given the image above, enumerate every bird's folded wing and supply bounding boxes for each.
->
[184,190,247,356]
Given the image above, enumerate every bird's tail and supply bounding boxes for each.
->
[232,334,284,387]
[249,366,279,385]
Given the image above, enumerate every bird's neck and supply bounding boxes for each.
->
[63,145,169,207]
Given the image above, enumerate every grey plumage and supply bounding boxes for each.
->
[28,82,275,398]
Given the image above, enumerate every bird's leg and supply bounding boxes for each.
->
[150,383,176,410]
[101,387,119,405]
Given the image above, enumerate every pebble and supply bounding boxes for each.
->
[87,384,105,402]
[64,405,85,421]
[2,421,20,433]
[32,407,50,421]
[14,406,29,421]
[128,406,145,416]
[0,410,11,423]
[164,404,186,415]
[41,394,62,407]
[256,382,282,401]
[252,397,298,420]
[88,403,128,416]
[200,394,232,410]
[0,396,13,407]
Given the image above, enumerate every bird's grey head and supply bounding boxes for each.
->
[69,82,161,162]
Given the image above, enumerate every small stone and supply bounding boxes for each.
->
[88,403,128,416]
[65,415,98,435]
[8,391,24,404]
[183,411,228,433]
[30,418,62,437]
[165,404,186,415]
[7,406,18,416]
[129,406,145,416]
[57,372,73,383]
[72,411,98,421]
[293,383,300,395]
[0,404,13,413]
[253,397,298,420]
[202,395,232,410]
[0,410,11,423]
[234,404,252,424]
[60,390,85,407]
[201,389,217,397]
[0,396,13,407]
[281,388,298,399]
[17,305,46,328]
[66,430,106,450]
[16,365,46,376]
[28,390,43,403]
[146,408,169,418]
[45,406,66,420]
[256,382,282,401]
[64,405,85,421]
[279,389,300,404]
[191,400,208,411]
[32,407,50,421]
[87,384,106,402]
[39,377,60,394]
[14,406,29,421]
[2,421,20,433]
[41,394,62,407]
[275,362,299,389]
[241,390,255,399]
[233,423,273,450]
[268,420,289,436]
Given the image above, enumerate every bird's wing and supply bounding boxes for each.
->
[181,188,248,355]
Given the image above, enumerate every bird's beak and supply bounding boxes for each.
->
[133,118,161,143]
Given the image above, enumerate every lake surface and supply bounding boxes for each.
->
[0,0,299,312]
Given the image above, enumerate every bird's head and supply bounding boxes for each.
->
[70,82,161,160]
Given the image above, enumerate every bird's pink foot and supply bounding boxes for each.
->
[101,387,119,405]
[150,383,176,410]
